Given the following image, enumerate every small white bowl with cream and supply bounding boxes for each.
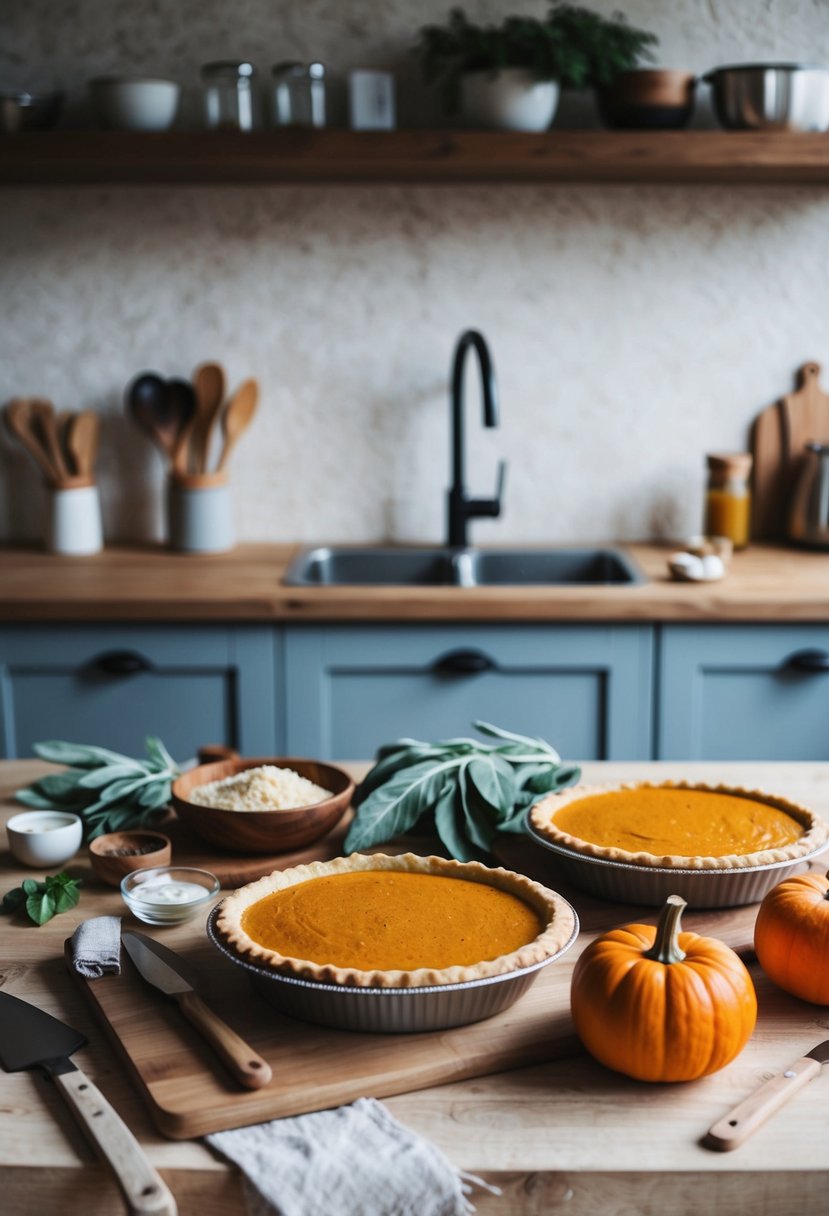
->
[6,810,83,868]
[121,866,220,925]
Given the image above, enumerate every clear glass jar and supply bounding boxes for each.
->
[270,61,326,128]
[201,61,257,131]
[704,452,753,549]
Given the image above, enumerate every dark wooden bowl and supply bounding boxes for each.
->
[88,830,172,887]
[171,757,354,855]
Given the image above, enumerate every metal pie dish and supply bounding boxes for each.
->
[525,813,829,908]
[206,901,579,1033]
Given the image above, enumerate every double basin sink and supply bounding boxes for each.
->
[283,546,645,588]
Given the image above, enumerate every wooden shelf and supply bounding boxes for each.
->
[4,129,829,186]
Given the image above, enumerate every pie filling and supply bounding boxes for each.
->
[550,787,804,856]
[240,870,544,971]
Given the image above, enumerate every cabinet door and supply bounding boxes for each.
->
[284,624,653,761]
[659,624,829,760]
[0,625,279,761]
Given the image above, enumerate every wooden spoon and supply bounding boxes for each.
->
[3,398,61,482]
[189,362,226,474]
[127,373,194,469]
[30,399,71,482]
[67,411,101,479]
[56,410,76,473]
[216,378,259,472]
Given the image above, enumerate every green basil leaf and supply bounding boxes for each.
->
[345,757,461,852]
[53,881,82,914]
[3,887,25,912]
[26,891,56,925]
[32,740,134,768]
[21,878,42,895]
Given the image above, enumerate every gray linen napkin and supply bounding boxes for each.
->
[207,1098,499,1216]
[69,916,122,978]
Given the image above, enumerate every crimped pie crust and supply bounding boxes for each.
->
[214,851,577,988]
[529,781,829,870]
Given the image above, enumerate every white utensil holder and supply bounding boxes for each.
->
[48,481,103,555]
[168,472,234,553]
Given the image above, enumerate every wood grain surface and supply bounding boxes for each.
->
[4,760,829,1215]
[2,541,829,623]
[8,130,829,186]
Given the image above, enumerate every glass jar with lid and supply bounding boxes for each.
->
[201,61,257,130]
[270,62,326,127]
[703,452,753,549]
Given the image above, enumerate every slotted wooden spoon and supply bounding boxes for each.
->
[216,378,259,472]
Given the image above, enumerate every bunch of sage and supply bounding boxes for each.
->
[344,720,580,862]
[15,737,180,840]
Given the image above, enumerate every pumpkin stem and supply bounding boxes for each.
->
[643,894,688,965]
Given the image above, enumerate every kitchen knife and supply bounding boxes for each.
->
[121,931,272,1090]
[0,990,176,1216]
[705,1038,829,1151]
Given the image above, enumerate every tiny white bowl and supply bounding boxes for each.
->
[88,77,180,131]
[6,811,83,868]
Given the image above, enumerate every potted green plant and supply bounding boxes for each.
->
[416,4,658,131]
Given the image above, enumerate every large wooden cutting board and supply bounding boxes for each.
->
[66,843,760,1141]
[752,362,829,539]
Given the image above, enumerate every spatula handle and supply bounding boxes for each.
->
[176,990,273,1089]
[53,1065,177,1215]
[705,1055,822,1151]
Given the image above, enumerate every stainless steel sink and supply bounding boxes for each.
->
[282,547,646,587]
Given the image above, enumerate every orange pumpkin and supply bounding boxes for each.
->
[570,894,757,1082]
[754,868,829,1004]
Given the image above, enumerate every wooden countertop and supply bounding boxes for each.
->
[2,541,829,623]
[3,758,829,1215]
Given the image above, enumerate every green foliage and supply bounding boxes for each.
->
[345,720,580,861]
[416,4,658,109]
[15,736,180,840]
[3,871,82,926]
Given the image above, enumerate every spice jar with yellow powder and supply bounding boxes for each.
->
[704,453,753,549]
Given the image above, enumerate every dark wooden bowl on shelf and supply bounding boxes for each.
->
[171,757,355,855]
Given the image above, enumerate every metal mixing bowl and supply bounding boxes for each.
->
[0,91,64,133]
[704,63,829,131]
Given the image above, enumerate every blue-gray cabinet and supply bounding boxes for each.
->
[0,625,279,760]
[658,624,829,760]
[282,624,654,761]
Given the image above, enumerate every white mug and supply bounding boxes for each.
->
[48,483,103,555]
[349,70,396,130]
[168,473,234,553]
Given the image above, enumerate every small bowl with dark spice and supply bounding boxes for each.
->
[88,830,172,887]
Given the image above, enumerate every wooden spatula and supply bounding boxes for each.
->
[189,362,226,473]
[216,378,259,472]
[67,410,101,479]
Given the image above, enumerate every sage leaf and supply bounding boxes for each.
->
[77,763,147,790]
[32,741,134,768]
[14,787,56,809]
[144,736,178,773]
[466,754,516,814]
[458,765,497,852]
[344,757,460,852]
[433,783,487,863]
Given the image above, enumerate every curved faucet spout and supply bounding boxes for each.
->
[447,329,506,549]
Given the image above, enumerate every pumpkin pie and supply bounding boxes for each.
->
[529,782,829,870]
[214,852,577,988]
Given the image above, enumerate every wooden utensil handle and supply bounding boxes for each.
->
[705,1055,822,1151]
[53,1066,177,1215]
[176,990,273,1089]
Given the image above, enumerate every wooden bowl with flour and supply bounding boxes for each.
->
[172,757,354,855]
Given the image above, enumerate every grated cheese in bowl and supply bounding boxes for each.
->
[188,765,332,812]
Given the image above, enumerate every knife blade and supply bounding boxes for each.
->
[705,1038,829,1151]
[0,991,177,1216]
[122,931,272,1090]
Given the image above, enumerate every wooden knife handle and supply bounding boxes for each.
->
[705,1055,822,1151]
[176,989,273,1089]
[53,1066,177,1215]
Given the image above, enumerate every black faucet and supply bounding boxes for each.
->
[446,329,506,549]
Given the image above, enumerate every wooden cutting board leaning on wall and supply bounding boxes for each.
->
[752,362,829,539]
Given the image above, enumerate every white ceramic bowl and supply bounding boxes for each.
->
[6,811,83,868]
[88,77,180,131]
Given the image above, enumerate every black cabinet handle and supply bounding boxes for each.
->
[782,648,829,674]
[433,648,497,676]
[88,650,154,677]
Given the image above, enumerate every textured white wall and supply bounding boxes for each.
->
[3,1,829,545]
